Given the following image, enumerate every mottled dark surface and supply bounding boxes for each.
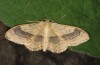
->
[0,21,8,40]
[14,26,33,38]
[0,21,100,65]
[61,28,81,40]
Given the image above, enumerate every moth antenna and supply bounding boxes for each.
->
[55,15,66,22]
[26,20,40,23]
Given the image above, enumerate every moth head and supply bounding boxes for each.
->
[42,19,53,23]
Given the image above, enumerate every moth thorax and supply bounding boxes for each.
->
[42,22,49,52]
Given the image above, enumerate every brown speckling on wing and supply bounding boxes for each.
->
[61,28,81,40]
[13,26,33,38]
[49,36,60,44]
[34,35,43,42]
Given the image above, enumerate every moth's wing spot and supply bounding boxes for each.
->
[49,36,60,44]
[61,28,81,40]
[13,26,33,38]
[34,35,43,42]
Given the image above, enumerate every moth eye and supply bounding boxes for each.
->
[49,20,52,22]
[42,19,52,22]
[43,19,46,21]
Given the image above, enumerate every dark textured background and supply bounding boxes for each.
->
[0,20,100,65]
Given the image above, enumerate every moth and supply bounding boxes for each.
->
[5,19,89,53]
